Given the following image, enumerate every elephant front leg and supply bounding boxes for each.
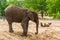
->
[35,23,38,34]
[21,19,29,36]
[35,21,39,34]
[8,22,14,33]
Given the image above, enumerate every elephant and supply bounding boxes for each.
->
[4,4,39,36]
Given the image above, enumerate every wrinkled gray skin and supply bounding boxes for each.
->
[4,4,39,36]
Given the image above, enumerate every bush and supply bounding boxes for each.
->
[54,13,60,19]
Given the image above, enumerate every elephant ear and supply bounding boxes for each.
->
[27,10,34,21]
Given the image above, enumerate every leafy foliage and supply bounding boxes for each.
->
[0,0,60,19]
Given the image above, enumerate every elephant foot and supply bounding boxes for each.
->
[21,34,27,37]
[9,30,14,33]
[21,33,27,37]
[35,32,38,34]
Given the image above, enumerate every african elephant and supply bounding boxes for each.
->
[4,4,39,36]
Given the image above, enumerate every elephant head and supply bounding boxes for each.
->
[26,10,34,21]
[31,11,39,34]
[26,10,39,34]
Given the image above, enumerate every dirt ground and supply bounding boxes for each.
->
[0,19,60,40]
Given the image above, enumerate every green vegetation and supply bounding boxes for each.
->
[0,0,60,19]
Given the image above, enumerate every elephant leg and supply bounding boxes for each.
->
[8,22,14,33]
[35,21,39,34]
[21,18,29,36]
[35,23,38,34]
[21,21,28,36]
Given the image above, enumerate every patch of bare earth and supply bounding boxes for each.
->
[0,19,60,40]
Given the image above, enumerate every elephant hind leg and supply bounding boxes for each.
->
[8,22,14,33]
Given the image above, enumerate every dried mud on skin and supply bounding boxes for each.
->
[0,19,60,40]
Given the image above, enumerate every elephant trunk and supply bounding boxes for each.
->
[35,19,39,34]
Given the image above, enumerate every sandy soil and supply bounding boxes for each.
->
[0,19,60,40]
